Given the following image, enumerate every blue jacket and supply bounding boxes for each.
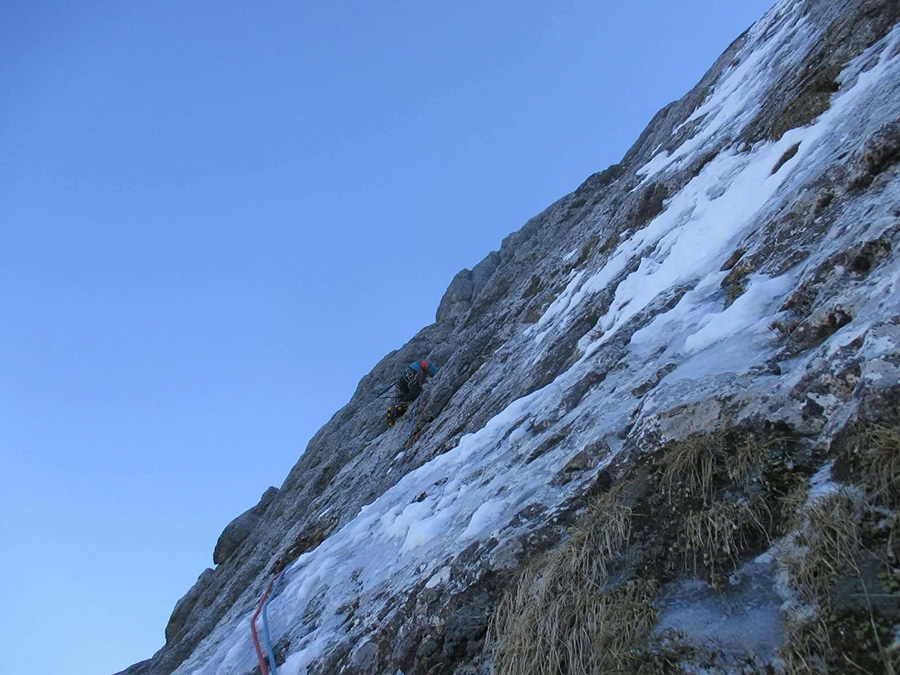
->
[408,360,438,378]
[396,360,438,402]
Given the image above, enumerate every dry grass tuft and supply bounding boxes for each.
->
[489,485,657,675]
[659,434,728,506]
[777,488,870,673]
[782,488,862,604]
[682,495,771,588]
[862,424,900,507]
[726,433,772,484]
[491,575,657,675]
[780,616,835,675]
[778,419,900,674]
[779,478,812,532]
[563,485,633,584]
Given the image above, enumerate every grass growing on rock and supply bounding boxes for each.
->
[659,433,728,506]
[488,426,807,672]
[489,486,658,675]
[862,424,900,507]
[654,430,789,588]
[682,495,771,586]
[487,412,899,673]
[777,421,900,674]
[564,485,633,583]
[779,489,863,605]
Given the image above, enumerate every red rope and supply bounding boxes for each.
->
[250,576,276,675]
[406,388,430,448]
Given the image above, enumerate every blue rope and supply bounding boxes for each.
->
[261,571,285,674]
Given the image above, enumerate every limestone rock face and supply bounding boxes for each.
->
[435,269,474,325]
[212,486,279,565]
[117,2,900,674]
[435,252,500,326]
[164,568,215,643]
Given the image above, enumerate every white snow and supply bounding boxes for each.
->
[807,460,838,503]
[683,273,796,354]
[180,388,571,675]
[279,648,317,675]
[577,135,805,360]
[535,270,585,330]
[425,566,451,589]
[458,498,508,541]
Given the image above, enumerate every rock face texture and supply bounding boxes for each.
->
[117,1,900,673]
[213,487,279,566]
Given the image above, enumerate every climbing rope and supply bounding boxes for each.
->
[405,388,431,448]
[250,576,276,675]
[403,397,420,446]
[262,571,285,675]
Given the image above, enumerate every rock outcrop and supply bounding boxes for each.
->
[116,1,900,673]
[213,487,279,566]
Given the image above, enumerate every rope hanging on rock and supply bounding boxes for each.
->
[250,576,276,675]
[403,397,421,447]
[405,388,430,448]
[262,571,285,675]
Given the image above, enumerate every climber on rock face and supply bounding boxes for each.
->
[387,359,438,427]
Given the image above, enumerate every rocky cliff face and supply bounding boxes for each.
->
[119,1,900,673]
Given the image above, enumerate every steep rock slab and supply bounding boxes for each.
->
[118,1,900,673]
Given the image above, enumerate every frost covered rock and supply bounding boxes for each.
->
[118,1,900,673]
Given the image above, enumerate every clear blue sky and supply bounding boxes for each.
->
[0,2,774,674]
